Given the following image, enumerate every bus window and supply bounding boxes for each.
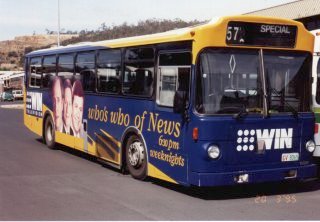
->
[58,54,74,80]
[316,59,320,104]
[157,52,191,107]
[29,57,42,88]
[123,48,154,96]
[42,55,56,88]
[76,52,96,92]
[97,50,121,93]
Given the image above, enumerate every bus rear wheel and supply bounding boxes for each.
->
[125,135,147,180]
[44,116,56,149]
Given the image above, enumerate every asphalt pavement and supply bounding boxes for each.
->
[0,103,320,220]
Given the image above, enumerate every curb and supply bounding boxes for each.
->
[0,104,24,109]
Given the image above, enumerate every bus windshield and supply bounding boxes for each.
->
[197,49,263,114]
[196,49,311,115]
[264,51,311,114]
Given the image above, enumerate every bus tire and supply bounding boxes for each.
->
[44,116,56,149]
[125,135,147,180]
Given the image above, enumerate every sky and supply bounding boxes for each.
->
[0,0,296,41]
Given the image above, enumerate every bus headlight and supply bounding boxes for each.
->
[207,145,220,159]
[306,140,316,153]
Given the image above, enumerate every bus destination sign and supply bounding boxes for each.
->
[226,21,297,48]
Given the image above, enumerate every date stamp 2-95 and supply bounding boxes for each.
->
[254,195,297,204]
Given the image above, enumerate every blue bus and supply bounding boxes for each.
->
[24,15,317,187]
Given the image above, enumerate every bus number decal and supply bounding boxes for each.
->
[226,26,243,43]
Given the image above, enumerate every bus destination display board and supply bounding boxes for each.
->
[226,21,297,48]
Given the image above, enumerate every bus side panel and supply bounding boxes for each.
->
[24,78,188,185]
[84,94,188,185]
[24,89,44,137]
[145,106,188,185]
[84,94,130,164]
[25,88,76,149]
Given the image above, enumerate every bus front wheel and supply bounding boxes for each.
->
[125,135,147,180]
[44,116,56,149]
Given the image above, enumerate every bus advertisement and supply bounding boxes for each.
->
[24,15,317,187]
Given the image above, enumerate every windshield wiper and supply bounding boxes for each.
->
[269,88,298,118]
[233,108,248,120]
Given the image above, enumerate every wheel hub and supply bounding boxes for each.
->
[128,141,145,168]
[47,124,52,142]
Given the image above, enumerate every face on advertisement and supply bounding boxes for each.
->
[72,80,84,136]
[72,95,84,135]
[52,77,63,131]
[63,80,72,131]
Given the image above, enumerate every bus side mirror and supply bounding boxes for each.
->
[173,90,187,113]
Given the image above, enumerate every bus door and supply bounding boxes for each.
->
[152,51,191,184]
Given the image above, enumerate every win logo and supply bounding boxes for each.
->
[236,128,293,152]
[26,92,43,117]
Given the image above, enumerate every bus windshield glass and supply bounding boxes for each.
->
[197,49,263,114]
[264,51,311,114]
[197,49,311,115]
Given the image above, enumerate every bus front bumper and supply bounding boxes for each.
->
[313,146,320,157]
[189,164,317,187]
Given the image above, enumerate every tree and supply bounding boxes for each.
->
[61,18,204,45]
[24,47,34,54]
[8,51,18,58]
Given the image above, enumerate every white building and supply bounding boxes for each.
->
[0,71,24,93]
[245,0,320,30]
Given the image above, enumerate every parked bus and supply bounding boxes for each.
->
[24,15,317,187]
[311,29,320,160]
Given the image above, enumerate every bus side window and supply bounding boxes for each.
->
[157,52,191,107]
[76,52,96,92]
[42,55,56,88]
[97,49,121,94]
[123,47,154,96]
[58,54,74,81]
[29,57,42,88]
[316,58,320,104]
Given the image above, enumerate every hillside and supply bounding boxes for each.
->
[0,34,77,70]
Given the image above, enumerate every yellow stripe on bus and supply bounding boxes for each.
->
[95,133,119,155]
[87,134,97,155]
[95,131,120,164]
[148,163,178,184]
[24,104,52,137]
[100,129,121,148]
[55,132,75,147]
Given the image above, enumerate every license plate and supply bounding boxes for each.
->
[281,153,299,162]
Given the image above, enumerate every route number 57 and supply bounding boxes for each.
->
[226,26,242,42]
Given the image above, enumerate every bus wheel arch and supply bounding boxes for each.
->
[121,127,148,180]
[43,112,56,149]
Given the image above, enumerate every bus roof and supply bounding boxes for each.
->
[26,15,312,57]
